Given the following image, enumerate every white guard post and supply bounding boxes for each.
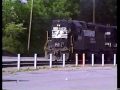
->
[83,53,85,66]
[34,53,37,69]
[63,54,65,67]
[17,54,20,70]
[75,53,78,66]
[102,54,104,66]
[50,54,52,68]
[114,54,116,66]
[92,54,94,66]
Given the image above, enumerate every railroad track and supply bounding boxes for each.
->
[2,56,115,68]
[2,56,76,68]
[2,61,76,68]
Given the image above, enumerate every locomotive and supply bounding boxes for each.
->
[44,20,117,64]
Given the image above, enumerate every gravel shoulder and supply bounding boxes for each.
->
[2,64,116,75]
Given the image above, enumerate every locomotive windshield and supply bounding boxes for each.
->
[52,20,68,38]
[83,30,95,37]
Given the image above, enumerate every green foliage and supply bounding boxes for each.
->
[3,22,25,38]
[79,0,116,25]
[2,22,26,53]
[2,0,116,55]
[2,0,18,26]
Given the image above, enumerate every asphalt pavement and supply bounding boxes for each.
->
[2,66,117,90]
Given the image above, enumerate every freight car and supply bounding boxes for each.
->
[44,20,117,64]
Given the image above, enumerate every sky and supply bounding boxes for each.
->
[20,0,27,4]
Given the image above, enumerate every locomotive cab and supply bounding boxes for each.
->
[45,20,70,61]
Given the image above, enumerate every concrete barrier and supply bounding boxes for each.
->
[114,54,116,66]
[50,54,52,68]
[34,53,37,69]
[82,53,85,66]
[102,54,104,66]
[75,54,78,66]
[17,54,20,70]
[63,54,65,67]
[92,54,94,66]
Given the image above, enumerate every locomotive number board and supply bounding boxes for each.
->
[52,27,68,38]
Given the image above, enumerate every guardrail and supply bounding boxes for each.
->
[2,53,116,70]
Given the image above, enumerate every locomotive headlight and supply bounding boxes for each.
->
[57,24,60,27]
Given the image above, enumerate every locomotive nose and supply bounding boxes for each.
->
[55,42,60,47]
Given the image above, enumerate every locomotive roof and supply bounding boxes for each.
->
[52,19,67,22]
[87,23,117,29]
[72,20,82,27]
[52,20,68,27]
[51,19,117,30]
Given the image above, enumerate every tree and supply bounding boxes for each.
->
[2,22,26,53]
[2,0,116,55]
[2,0,18,27]
[79,0,116,25]
[2,0,30,54]
[24,0,80,54]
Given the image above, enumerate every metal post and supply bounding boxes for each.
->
[92,54,94,66]
[102,54,104,66]
[63,54,65,67]
[34,53,37,69]
[114,54,116,66]
[50,54,52,68]
[93,0,95,24]
[83,53,85,66]
[17,54,20,70]
[75,53,78,66]
[27,0,34,51]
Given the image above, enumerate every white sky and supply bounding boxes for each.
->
[20,0,27,4]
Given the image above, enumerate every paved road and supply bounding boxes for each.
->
[2,66,117,90]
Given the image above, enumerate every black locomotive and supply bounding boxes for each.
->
[44,20,117,64]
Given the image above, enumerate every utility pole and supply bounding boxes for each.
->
[27,0,34,51]
[93,0,95,24]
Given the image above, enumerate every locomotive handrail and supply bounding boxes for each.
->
[44,31,48,51]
